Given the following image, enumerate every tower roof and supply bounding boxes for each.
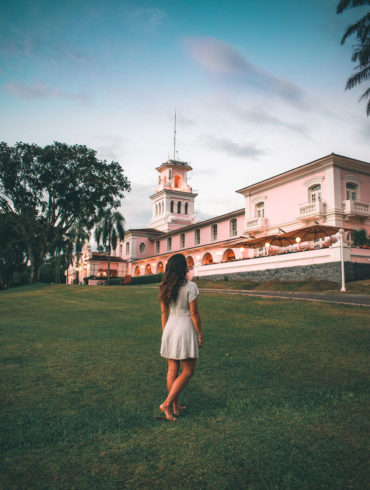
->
[156,159,192,172]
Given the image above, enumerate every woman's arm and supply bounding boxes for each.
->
[160,301,169,331]
[189,298,203,348]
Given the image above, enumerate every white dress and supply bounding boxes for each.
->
[160,280,199,360]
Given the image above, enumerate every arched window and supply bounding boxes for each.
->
[156,262,164,273]
[169,169,172,180]
[309,184,321,203]
[222,249,236,262]
[230,218,237,237]
[202,252,213,265]
[255,202,264,218]
[184,202,188,214]
[126,242,130,255]
[211,224,218,241]
[186,256,194,269]
[145,264,152,275]
[163,176,167,187]
[177,201,181,214]
[194,228,200,245]
[167,237,172,251]
[161,201,164,213]
[119,244,123,256]
[170,201,174,213]
[174,175,181,188]
[134,266,140,276]
[155,204,158,215]
[139,243,146,253]
[155,241,160,254]
[346,182,358,200]
[180,233,185,248]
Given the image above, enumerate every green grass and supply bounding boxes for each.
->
[1,284,369,489]
[196,278,370,294]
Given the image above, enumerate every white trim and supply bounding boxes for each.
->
[303,176,324,189]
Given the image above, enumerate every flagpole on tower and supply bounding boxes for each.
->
[173,109,177,161]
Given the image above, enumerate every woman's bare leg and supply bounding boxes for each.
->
[166,360,185,416]
[160,358,196,420]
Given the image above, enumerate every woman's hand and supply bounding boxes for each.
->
[198,335,203,348]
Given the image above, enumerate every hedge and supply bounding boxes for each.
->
[106,273,163,286]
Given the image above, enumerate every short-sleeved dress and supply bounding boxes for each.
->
[160,280,199,360]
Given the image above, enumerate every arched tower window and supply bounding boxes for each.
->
[177,201,181,214]
[346,182,358,200]
[309,184,321,203]
[169,169,172,180]
[174,175,181,188]
[170,201,174,213]
[184,202,188,214]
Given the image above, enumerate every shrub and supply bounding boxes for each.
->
[106,273,163,286]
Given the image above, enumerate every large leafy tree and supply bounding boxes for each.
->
[337,0,370,115]
[94,207,125,282]
[0,142,131,282]
[0,212,28,288]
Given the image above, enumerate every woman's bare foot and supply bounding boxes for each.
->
[160,403,177,421]
[173,403,186,417]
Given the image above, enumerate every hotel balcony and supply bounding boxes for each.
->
[343,200,370,219]
[298,201,326,220]
[244,217,268,233]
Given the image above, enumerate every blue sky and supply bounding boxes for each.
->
[1,0,369,227]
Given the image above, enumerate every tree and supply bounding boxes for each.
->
[94,207,125,282]
[0,142,131,282]
[337,0,370,115]
[352,228,370,245]
[0,213,28,288]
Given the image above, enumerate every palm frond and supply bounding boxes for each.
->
[345,66,370,89]
[337,0,370,15]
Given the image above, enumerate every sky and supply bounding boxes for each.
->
[1,0,369,228]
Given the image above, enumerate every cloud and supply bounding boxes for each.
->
[236,107,308,134]
[184,37,307,108]
[120,183,153,229]
[5,82,91,103]
[203,135,266,159]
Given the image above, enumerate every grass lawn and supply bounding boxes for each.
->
[1,284,369,489]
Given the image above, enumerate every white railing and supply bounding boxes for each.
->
[298,200,326,218]
[342,200,369,217]
[245,217,268,232]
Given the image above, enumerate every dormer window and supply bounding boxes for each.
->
[211,224,218,241]
[309,184,321,203]
[230,218,237,237]
[255,202,264,218]
[346,182,358,200]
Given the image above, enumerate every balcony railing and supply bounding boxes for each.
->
[298,200,326,219]
[343,200,369,218]
[245,217,268,232]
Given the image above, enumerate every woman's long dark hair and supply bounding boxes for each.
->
[159,254,188,306]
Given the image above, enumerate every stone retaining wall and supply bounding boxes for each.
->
[198,261,370,283]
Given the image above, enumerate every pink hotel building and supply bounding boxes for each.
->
[68,153,370,284]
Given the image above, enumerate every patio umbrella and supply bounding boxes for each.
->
[283,224,340,243]
[234,234,290,249]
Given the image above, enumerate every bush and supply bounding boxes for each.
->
[106,273,163,286]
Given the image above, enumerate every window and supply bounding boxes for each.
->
[309,184,321,203]
[126,242,130,255]
[139,242,146,253]
[255,202,264,217]
[184,202,188,214]
[155,241,160,254]
[194,228,200,245]
[180,233,185,248]
[211,224,218,241]
[170,201,174,213]
[230,218,237,237]
[174,175,181,188]
[167,237,172,251]
[169,169,172,180]
[119,244,123,256]
[346,182,358,200]
[177,201,181,214]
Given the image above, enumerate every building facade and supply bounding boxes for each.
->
[69,153,370,284]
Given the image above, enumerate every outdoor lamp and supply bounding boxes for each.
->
[296,237,301,244]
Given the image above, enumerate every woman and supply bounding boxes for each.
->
[159,253,203,421]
